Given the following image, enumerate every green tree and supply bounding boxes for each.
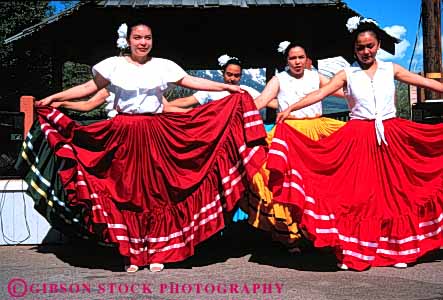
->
[395,81,411,119]
[62,61,92,90]
[163,70,200,101]
[59,61,108,120]
[0,2,54,111]
[0,1,103,119]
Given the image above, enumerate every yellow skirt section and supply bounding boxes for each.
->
[246,117,345,245]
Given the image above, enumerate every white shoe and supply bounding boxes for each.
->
[337,263,349,270]
[149,263,164,272]
[125,264,139,273]
[393,263,407,268]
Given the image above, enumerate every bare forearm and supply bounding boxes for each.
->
[163,104,191,113]
[319,74,345,98]
[254,77,279,110]
[254,96,268,110]
[254,92,278,110]
[58,100,101,112]
[424,78,443,93]
[169,96,198,108]
[288,90,324,112]
[266,99,278,109]
[403,73,443,93]
[56,88,107,112]
[54,80,100,102]
[395,64,443,93]
[331,88,345,98]
[179,76,228,91]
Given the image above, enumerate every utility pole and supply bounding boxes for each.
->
[421,0,442,100]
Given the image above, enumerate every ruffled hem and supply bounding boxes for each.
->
[302,189,443,270]
[17,93,267,266]
[267,118,443,270]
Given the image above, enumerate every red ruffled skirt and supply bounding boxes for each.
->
[246,118,345,245]
[267,118,443,270]
[35,93,266,266]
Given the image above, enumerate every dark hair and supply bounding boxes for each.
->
[351,20,381,46]
[221,57,243,72]
[283,42,309,59]
[126,21,152,38]
[280,42,317,70]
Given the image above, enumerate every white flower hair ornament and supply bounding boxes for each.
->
[361,18,378,27]
[346,16,361,33]
[346,16,379,33]
[218,54,232,67]
[277,41,291,54]
[116,23,129,49]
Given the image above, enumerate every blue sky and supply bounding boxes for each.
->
[50,1,71,12]
[344,0,442,71]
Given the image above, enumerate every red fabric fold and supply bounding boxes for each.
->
[37,92,267,266]
[267,118,443,270]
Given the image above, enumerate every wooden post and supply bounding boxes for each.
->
[422,0,442,100]
[414,71,426,102]
[20,96,35,137]
[409,85,418,106]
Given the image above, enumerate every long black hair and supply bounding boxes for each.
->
[350,19,382,46]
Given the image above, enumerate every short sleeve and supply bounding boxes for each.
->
[92,57,119,81]
[160,59,187,83]
[193,91,210,105]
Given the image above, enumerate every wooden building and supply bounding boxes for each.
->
[5,0,398,91]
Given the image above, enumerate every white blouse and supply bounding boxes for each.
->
[93,56,187,114]
[276,69,322,118]
[193,85,261,105]
[344,60,397,145]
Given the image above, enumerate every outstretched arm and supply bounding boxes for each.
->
[319,74,345,98]
[36,74,110,106]
[51,88,109,112]
[276,70,347,123]
[168,95,200,108]
[177,75,242,94]
[254,76,280,110]
[162,96,192,113]
[394,64,443,93]
[266,99,279,109]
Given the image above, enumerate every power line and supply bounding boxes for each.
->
[408,4,423,71]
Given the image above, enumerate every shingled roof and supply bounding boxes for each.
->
[99,0,339,7]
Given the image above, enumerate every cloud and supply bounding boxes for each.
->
[377,25,410,61]
[243,68,266,86]
[204,70,215,78]
[318,56,350,78]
